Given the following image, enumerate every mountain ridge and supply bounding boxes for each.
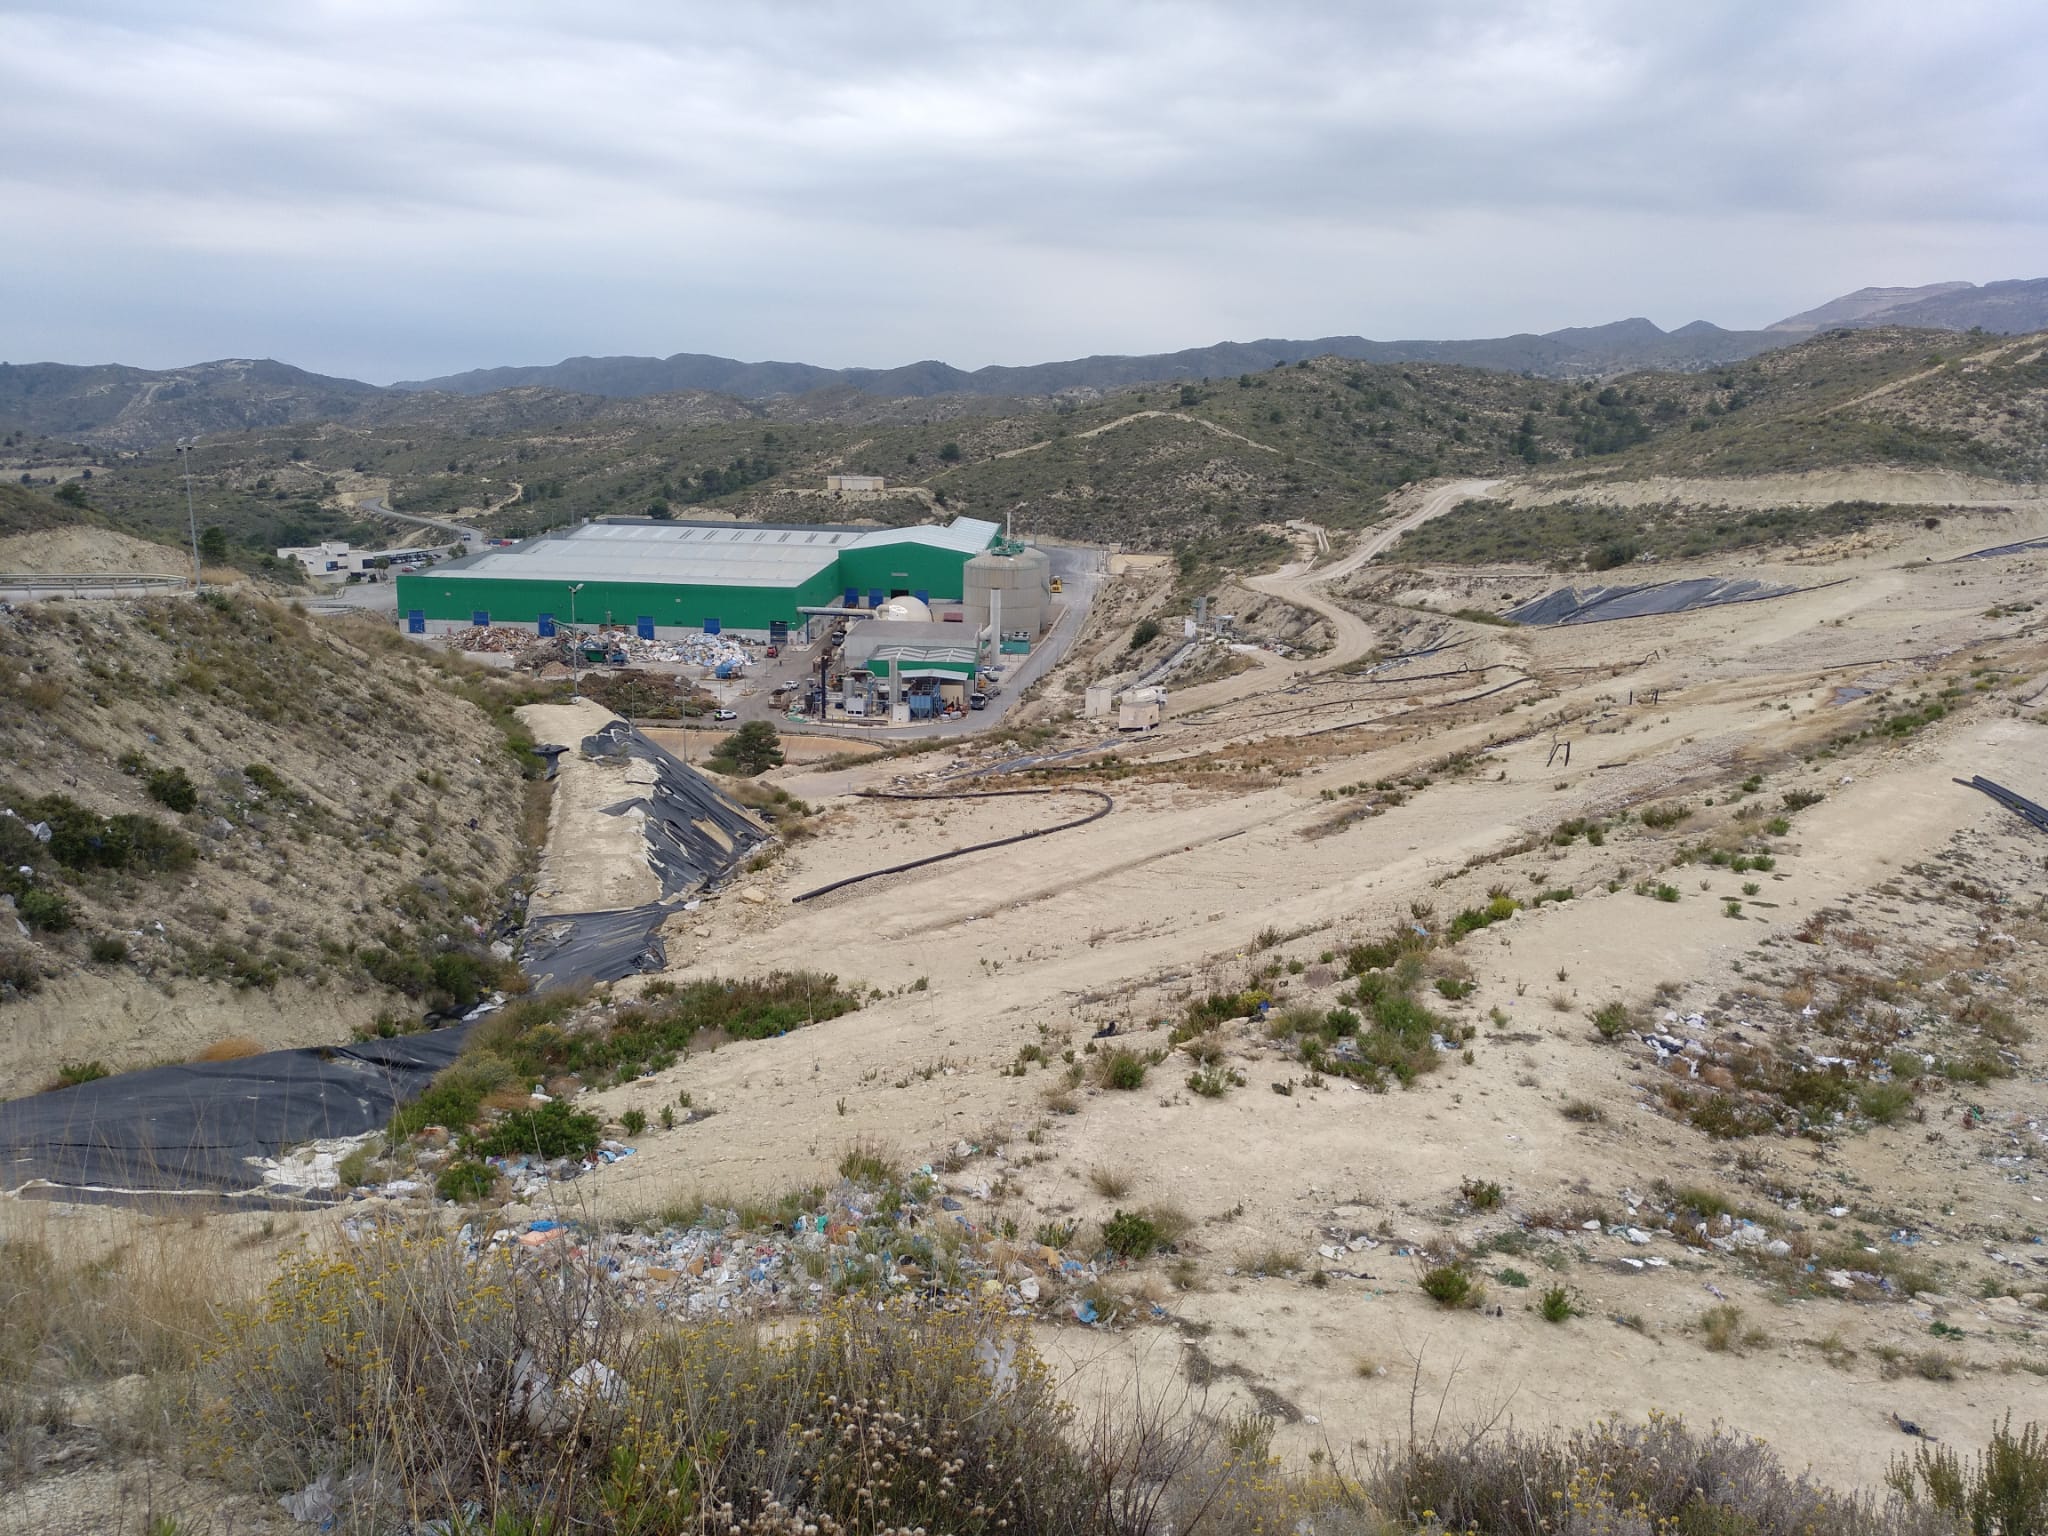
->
[6,279,2045,449]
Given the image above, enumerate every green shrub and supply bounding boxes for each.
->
[1101,1209,1162,1260]
[1419,1262,1480,1309]
[469,971,859,1085]
[17,888,72,932]
[388,1055,516,1139]
[1186,1065,1242,1098]
[18,794,197,875]
[468,1100,603,1160]
[1460,1177,1504,1211]
[619,1107,648,1136]
[144,766,199,813]
[51,1060,110,1089]
[1640,801,1692,829]
[1539,1285,1582,1323]
[434,1159,497,1203]
[1889,1412,2048,1533]
[1099,1048,1147,1091]
[1590,1000,1632,1039]
[1857,1081,1915,1125]
[87,933,129,964]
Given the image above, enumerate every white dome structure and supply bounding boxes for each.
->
[874,595,933,623]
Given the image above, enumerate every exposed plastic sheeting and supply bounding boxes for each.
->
[514,723,766,993]
[1503,576,1806,627]
[1954,775,2048,832]
[577,720,769,899]
[522,901,670,993]
[0,1027,470,1199]
[1953,535,2048,562]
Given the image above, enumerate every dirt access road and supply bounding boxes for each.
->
[1171,477,1500,713]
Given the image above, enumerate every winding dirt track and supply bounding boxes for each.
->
[1171,477,1501,712]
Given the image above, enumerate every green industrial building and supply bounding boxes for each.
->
[394,516,1002,640]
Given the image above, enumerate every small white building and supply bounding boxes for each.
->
[277,541,356,575]
[825,474,887,496]
[1118,686,1166,732]
[277,541,443,577]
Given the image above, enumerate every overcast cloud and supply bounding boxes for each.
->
[3,0,2043,382]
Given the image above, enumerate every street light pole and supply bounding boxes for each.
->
[177,439,202,592]
[567,583,585,698]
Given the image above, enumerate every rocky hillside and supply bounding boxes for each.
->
[0,588,551,1096]
[1539,325,2048,484]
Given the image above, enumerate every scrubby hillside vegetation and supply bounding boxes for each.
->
[0,588,552,1093]
[14,326,2045,586]
[1539,326,2048,483]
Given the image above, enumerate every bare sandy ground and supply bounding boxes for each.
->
[521,698,665,916]
[10,478,2045,1507]
[0,527,188,575]
[559,500,2048,1491]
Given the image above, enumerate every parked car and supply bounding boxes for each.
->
[764,645,780,658]
[713,708,738,721]
[969,692,988,710]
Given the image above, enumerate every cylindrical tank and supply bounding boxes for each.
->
[963,545,1052,641]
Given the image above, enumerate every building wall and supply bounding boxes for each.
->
[394,525,990,635]
[395,566,841,636]
[835,540,978,602]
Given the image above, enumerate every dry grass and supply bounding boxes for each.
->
[1089,1165,1134,1200]
[0,1208,259,1446]
[0,1209,2029,1535]
[191,1035,266,1062]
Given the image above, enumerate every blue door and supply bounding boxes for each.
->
[407,610,424,634]
[471,611,489,627]
[868,589,884,608]
[914,589,929,605]
[704,618,720,635]
[537,613,556,637]
[843,587,858,608]
[636,615,654,640]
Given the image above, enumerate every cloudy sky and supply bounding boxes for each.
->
[3,0,2043,382]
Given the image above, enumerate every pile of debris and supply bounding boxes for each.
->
[443,627,556,660]
[581,627,752,671]
[460,1185,1121,1322]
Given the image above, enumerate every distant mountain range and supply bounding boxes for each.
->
[6,279,2043,448]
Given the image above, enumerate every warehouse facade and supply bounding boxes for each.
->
[394,516,1001,641]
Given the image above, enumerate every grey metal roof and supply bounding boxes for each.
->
[429,516,1000,590]
[840,620,975,666]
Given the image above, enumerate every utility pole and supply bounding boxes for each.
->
[567,583,585,698]
[177,439,202,592]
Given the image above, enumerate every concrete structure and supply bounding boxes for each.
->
[394,515,999,641]
[962,544,1052,650]
[1118,686,1166,731]
[837,621,980,719]
[1084,681,1117,719]
[826,474,886,495]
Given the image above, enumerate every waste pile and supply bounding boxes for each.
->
[334,1146,1132,1325]
[439,625,754,674]
[580,627,751,672]
[442,627,557,660]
